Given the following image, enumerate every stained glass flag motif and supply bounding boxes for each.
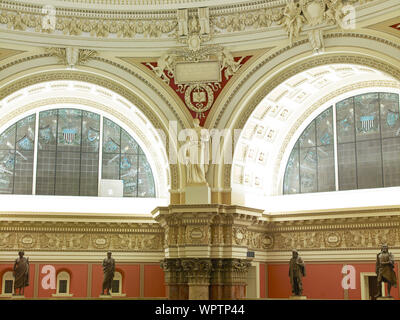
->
[88,127,99,142]
[386,110,399,127]
[62,128,77,144]
[120,156,131,169]
[3,153,14,170]
[320,132,331,145]
[17,135,33,151]
[360,115,375,132]
[39,126,52,143]
[105,138,119,153]
[304,149,317,164]
[339,118,351,131]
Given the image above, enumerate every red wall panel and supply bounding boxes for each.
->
[259,263,266,298]
[347,262,399,300]
[268,262,399,300]
[118,265,140,297]
[302,264,344,299]
[91,264,104,297]
[144,264,166,297]
[268,263,344,299]
[0,263,35,297]
[91,264,140,297]
[37,264,88,298]
[268,264,292,298]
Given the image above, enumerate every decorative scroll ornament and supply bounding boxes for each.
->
[146,47,247,119]
[46,47,98,68]
[146,8,248,120]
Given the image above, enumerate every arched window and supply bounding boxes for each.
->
[0,108,155,197]
[53,271,72,297]
[284,92,400,194]
[1,271,14,296]
[111,271,125,296]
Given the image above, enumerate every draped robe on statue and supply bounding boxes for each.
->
[13,256,29,290]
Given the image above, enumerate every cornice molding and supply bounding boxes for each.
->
[0,0,378,42]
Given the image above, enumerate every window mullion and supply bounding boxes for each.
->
[98,115,104,196]
[333,104,339,191]
[32,112,40,195]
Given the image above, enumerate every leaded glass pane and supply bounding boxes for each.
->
[336,97,355,144]
[38,110,57,151]
[0,109,155,197]
[0,125,16,151]
[102,153,120,180]
[138,155,155,197]
[300,147,317,193]
[355,93,380,141]
[82,111,100,153]
[14,115,36,194]
[299,122,316,148]
[103,118,120,154]
[356,139,383,189]
[0,126,15,153]
[317,145,335,192]
[57,109,82,152]
[16,115,35,151]
[55,151,81,195]
[316,107,333,146]
[380,93,400,139]
[0,150,14,193]
[382,137,400,187]
[283,92,400,195]
[120,154,138,196]
[338,143,357,190]
[121,129,139,154]
[14,152,33,194]
[283,145,299,194]
[80,152,99,196]
[36,151,56,195]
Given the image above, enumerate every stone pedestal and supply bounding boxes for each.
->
[289,295,307,299]
[376,296,395,300]
[189,285,209,300]
[99,294,113,299]
[185,184,211,204]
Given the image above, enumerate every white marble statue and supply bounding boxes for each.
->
[185,118,210,185]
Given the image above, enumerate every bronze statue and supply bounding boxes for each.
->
[375,244,397,298]
[289,249,305,296]
[102,251,115,295]
[13,251,29,295]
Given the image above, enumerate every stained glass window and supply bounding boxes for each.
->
[102,118,155,197]
[0,108,155,197]
[283,92,400,194]
[0,115,36,194]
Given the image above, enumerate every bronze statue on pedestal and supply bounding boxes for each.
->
[102,251,115,295]
[375,244,397,298]
[13,251,29,296]
[289,249,306,296]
